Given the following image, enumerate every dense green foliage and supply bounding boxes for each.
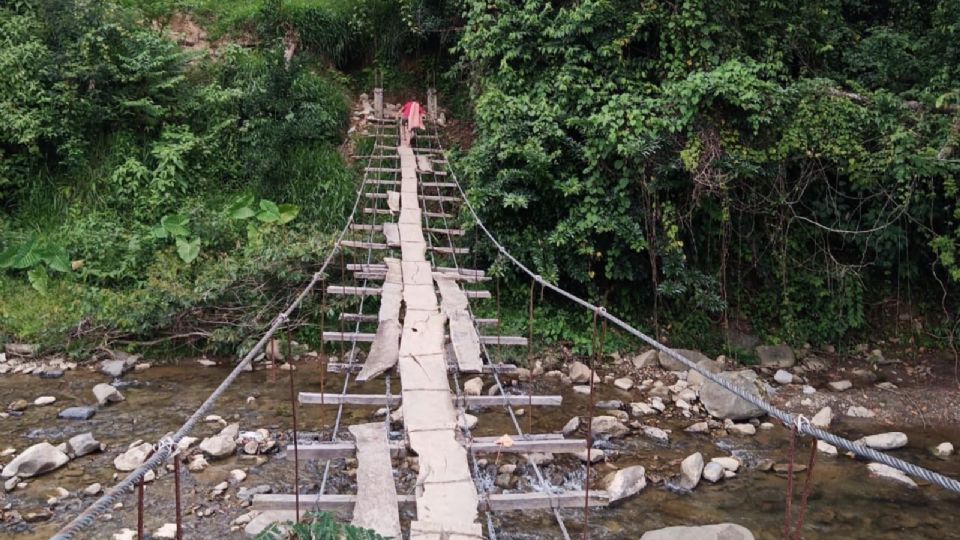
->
[456,0,960,347]
[0,0,354,353]
[255,511,386,540]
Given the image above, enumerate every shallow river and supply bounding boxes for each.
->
[1,363,958,539]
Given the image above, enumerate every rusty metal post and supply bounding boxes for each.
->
[173,455,182,540]
[137,472,145,540]
[792,438,819,539]
[583,309,600,540]
[783,425,799,539]
[287,326,301,522]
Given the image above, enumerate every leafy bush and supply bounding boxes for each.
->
[255,511,386,540]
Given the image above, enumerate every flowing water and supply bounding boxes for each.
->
[1,364,958,539]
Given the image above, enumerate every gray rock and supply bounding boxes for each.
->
[679,452,704,490]
[575,448,606,463]
[114,442,153,472]
[604,465,646,503]
[5,343,37,357]
[632,350,659,369]
[463,377,484,396]
[817,441,838,456]
[933,442,954,457]
[659,349,708,372]
[702,462,724,483]
[237,484,273,502]
[561,417,580,436]
[33,396,56,406]
[39,369,64,379]
[773,370,793,385]
[859,432,908,450]
[685,422,709,433]
[200,423,239,459]
[642,426,669,443]
[100,360,128,378]
[83,483,102,496]
[613,377,634,391]
[1,442,69,478]
[755,345,795,368]
[58,406,96,420]
[846,406,875,418]
[727,422,756,436]
[590,416,629,438]
[699,370,765,420]
[867,463,917,488]
[93,383,124,406]
[631,402,658,416]
[828,380,852,392]
[5,476,20,492]
[67,433,102,457]
[569,361,598,383]
[640,523,755,540]
[595,400,622,410]
[687,358,722,386]
[811,407,832,429]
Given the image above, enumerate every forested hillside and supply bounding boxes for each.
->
[1,0,959,358]
[457,0,960,350]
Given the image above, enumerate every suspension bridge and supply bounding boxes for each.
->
[50,88,960,540]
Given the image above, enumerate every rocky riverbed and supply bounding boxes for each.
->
[1,344,959,539]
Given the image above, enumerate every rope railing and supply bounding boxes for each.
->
[51,123,381,540]
[433,127,960,496]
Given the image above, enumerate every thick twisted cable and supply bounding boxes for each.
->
[51,173,370,540]
[437,143,960,496]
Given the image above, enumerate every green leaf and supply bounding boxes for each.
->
[39,244,71,273]
[256,199,281,223]
[277,203,299,225]
[149,225,168,239]
[161,214,191,237]
[176,237,200,263]
[28,265,48,295]
[227,194,256,219]
[11,235,41,269]
[0,245,18,268]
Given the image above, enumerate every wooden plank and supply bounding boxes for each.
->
[416,154,434,173]
[287,436,581,460]
[298,393,561,407]
[424,227,465,236]
[340,240,387,250]
[325,362,516,374]
[365,167,400,173]
[424,211,455,219]
[420,195,461,203]
[387,191,400,212]
[431,246,470,255]
[356,320,400,381]
[421,182,458,188]
[365,193,388,199]
[349,423,402,538]
[339,313,499,325]
[368,180,401,186]
[325,286,381,297]
[383,223,400,246]
[363,208,394,216]
[411,520,483,540]
[322,331,524,345]
[436,276,482,373]
[349,223,383,232]
[252,491,608,513]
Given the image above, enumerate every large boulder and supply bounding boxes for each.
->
[755,345,795,368]
[658,349,708,372]
[1,442,69,478]
[67,433,103,457]
[631,350,659,369]
[859,432,908,450]
[699,370,765,420]
[640,523,755,540]
[114,442,153,472]
[604,465,646,503]
[200,423,239,459]
[687,358,722,386]
[93,383,125,406]
[590,416,629,438]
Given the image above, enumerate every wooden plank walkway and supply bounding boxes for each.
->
[349,423,402,537]
[396,143,480,536]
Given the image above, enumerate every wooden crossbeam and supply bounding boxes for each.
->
[424,227,464,236]
[431,246,469,255]
[321,331,523,345]
[339,240,388,250]
[365,193,388,199]
[363,208,395,216]
[421,182,458,189]
[299,392,560,407]
[252,491,607,513]
[368,180,401,186]
[423,210,455,219]
[349,223,383,231]
[324,361,516,374]
[323,289,491,299]
[365,167,400,173]
[286,437,584,460]
[339,313,499,325]
[420,195,461,203]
